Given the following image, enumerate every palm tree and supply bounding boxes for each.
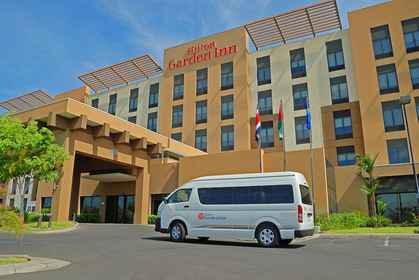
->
[356,154,380,217]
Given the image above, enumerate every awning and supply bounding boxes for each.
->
[244,0,342,49]
[78,54,162,92]
[0,90,54,112]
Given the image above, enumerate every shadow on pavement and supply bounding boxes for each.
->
[142,236,306,249]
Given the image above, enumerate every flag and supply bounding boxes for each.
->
[255,108,261,146]
[277,100,284,142]
[305,100,311,130]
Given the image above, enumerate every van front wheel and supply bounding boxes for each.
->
[256,224,279,248]
[170,222,186,242]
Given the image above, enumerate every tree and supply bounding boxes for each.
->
[356,154,380,217]
[0,115,68,216]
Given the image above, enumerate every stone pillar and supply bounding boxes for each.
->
[51,129,76,222]
[133,165,150,224]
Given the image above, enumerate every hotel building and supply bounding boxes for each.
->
[1,0,418,223]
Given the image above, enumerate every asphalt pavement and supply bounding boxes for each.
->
[0,224,418,280]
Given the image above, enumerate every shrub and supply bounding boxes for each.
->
[148,214,158,225]
[316,212,369,231]
[24,211,41,223]
[76,212,100,223]
[0,209,24,237]
[414,228,419,234]
[364,215,391,227]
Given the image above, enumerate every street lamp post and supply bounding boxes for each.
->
[399,95,419,207]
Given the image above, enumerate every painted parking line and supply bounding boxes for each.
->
[384,236,390,247]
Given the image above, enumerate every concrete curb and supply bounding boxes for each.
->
[320,233,419,238]
[29,222,80,235]
[0,255,71,276]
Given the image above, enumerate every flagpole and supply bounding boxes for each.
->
[307,95,316,221]
[282,99,286,171]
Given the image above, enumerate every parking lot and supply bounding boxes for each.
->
[1,224,418,280]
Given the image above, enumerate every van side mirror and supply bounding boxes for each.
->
[163,198,168,204]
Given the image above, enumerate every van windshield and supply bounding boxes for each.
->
[299,185,312,205]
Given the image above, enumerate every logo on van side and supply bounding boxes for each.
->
[197,212,226,220]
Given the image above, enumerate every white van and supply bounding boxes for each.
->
[155,172,314,247]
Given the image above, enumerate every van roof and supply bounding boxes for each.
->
[191,172,304,182]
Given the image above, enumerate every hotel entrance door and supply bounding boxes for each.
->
[105,195,135,224]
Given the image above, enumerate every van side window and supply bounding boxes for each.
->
[167,189,192,204]
[197,185,294,205]
[299,185,312,205]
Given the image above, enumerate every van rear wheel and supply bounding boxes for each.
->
[256,224,279,248]
[169,222,186,242]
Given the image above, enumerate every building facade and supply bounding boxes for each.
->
[1,0,418,223]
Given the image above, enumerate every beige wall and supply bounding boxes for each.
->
[87,76,161,130]
[249,30,358,152]
[160,27,251,153]
[349,0,419,166]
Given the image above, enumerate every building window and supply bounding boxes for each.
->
[196,100,207,124]
[172,105,183,128]
[382,100,405,132]
[195,129,207,152]
[377,64,399,94]
[11,179,17,194]
[171,132,182,142]
[295,116,310,144]
[108,94,117,115]
[9,198,15,208]
[334,110,353,139]
[326,39,345,71]
[409,59,419,89]
[149,83,159,108]
[416,97,419,120]
[24,177,30,194]
[41,197,52,209]
[221,62,234,90]
[402,17,419,53]
[129,88,139,112]
[337,146,356,166]
[196,68,208,95]
[257,56,271,85]
[173,74,184,100]
[371,25,393,59]
[221,95,234,120]
[330,76,349,104]
[128,116,137,124]
[91,98,99,109]
[290,48,306,79]
[80,196,101,214]
[221,125,234,151]
[147,112,157,132]
[293,83,308,111]
[258,90,272,115]
[261,121,274,148]
[387,139,410,164]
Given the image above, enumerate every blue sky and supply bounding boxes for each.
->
[0,0,386,100]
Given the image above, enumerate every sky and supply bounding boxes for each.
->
[0,0,387,101]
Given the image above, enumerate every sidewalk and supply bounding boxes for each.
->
[0,255,71,276]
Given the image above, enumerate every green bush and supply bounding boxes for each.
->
[24,211,41,223]
[76,212,100,223]
[364,215,391,227]
[0,209,24,237]
[316,212,369,231]
[414,228,419,234]
[148,214,158,225]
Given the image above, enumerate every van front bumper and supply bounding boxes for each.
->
[295,229,314,238]
[154,218,169,233]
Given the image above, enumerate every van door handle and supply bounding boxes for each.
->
[184,205,190,208]
[307,213,313,217]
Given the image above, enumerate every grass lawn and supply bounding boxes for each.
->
[25,221,75,232]
[0,256,29,266]
[324,226,419,234]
